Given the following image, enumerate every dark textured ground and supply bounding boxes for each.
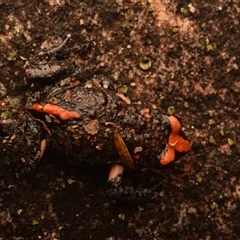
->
[0,0,240,239]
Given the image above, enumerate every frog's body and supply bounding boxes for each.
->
[1,35,191,203]
[27,82,170,168]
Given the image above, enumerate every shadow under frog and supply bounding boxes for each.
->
[1,35,191,203]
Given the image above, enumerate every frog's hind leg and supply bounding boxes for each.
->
[57,41,93,60]
[1,114,47,173]
[107,164,160,204]
[34,34,93,62]
[36,34,72,61]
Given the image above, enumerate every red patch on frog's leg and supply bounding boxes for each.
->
[160,116,191,165]
[160,145,175,165]
[174,138,191,152]
[32,103,80,121]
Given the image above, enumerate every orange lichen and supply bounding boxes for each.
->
[160,116,191,165]
[32,103,80,121]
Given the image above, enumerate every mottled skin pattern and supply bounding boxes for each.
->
[1,35,190,203]
[27,82,170,169]
[1,82,171,203]
[1,114,44,172]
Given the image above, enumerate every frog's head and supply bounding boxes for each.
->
[159,115,191,166]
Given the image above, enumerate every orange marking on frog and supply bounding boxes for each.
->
[160,116,191,165]
[32,103,80,121]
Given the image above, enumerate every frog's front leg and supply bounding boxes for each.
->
[25,59,78,83]
[25,34,72,66]
[107,164,160,203]
[24,34,79,83]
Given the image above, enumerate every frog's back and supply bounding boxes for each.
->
[40,85,125,165]
[35,85,165,167]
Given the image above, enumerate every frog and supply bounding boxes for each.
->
[0,35,191,203]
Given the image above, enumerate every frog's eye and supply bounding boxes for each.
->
[160,116,191,165]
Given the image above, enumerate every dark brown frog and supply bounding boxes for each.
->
[1,35,191,203]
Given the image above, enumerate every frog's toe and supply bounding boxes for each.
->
[140,184,162,203]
